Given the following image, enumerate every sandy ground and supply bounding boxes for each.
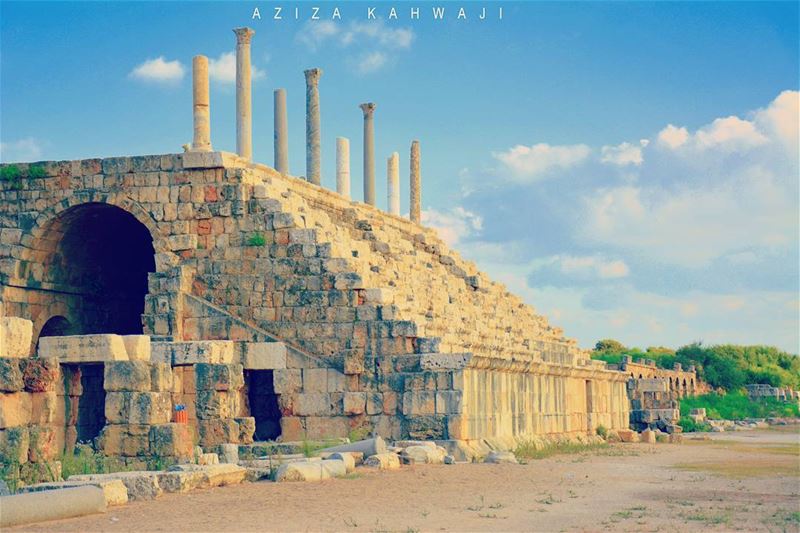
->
[9,427,800,533]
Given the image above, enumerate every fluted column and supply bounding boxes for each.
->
[274,88,289,174]
[191,55,212,152]
[304,68,323,185]
[336,137,351,199]
[410,140,421,223]
[234,27,255,162]
[360,102,376,205]
[387,152,400,215]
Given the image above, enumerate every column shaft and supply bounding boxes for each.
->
[274,88,289,174]
[336,137,351,199]
[305,68,323,185]
[387,152,400,215]
[191,55,212,152]
[360,103,376,205]
[410,140,421,223]
[234,27,255,162]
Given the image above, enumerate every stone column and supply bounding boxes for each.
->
[234,27,255,162]
[387,152,400,215]
[191,55,212,152]
[360,103,376,206]
[336,137,351,199]
[410,140,421,223]
[304,68,323,185]
[274,88,289,174]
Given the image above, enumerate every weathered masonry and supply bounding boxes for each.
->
[0,28,632,478]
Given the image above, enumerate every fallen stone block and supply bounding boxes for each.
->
[401,445,446,464]
[484,451,518,464]
[218,443,239,464]
[20,479,129,506]
[321,459,347,478]
[198,452,219,465]
[156,470,206,493]
[0,486,106,528]
[617,429,639,443]
[320,436,387,457]
[0,317,33,359]
[69,471,162,501]
[38,334,129,362]
[274,461,338,482]
[363,452,401,470]
[640,429,656,444]
[167,463,246,487]
[395,440,437,449]
[244,466,272,482]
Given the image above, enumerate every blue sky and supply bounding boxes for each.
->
[1,2,798,352]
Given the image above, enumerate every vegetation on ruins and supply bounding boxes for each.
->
[246,232,267,246]
[680,392,799,421]
[0,164,23,189]
[591,340,799,390]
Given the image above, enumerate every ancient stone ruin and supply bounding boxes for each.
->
[0,26,699,487]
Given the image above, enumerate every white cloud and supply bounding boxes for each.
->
[207,52,266,84]
[493,143,591,182]
[601,141,645,166]
[754,90,799,154]
[356,51,388,74]
[129,56,185,84]
[422,207,482,247]
[295,20,414,74]
[656,124,689,149]
[0,137,44,162]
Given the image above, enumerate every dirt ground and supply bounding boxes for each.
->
[10,427,800,533]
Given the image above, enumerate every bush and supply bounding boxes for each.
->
[680,391,800,421]
[595,425,608,439]
[678,416,711,433]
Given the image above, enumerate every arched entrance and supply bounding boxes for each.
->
[36,203,156,336]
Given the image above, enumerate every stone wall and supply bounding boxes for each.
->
[0,153,631,443]
[619,357,708,398]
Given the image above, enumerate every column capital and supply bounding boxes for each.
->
[304,68,323,86]
[359,102,377,117]
[233,27,255,44]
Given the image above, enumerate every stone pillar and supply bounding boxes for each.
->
[304,68,323,185]
[274,88,289,174]
[234,27,255,162]
[191,55,212,152]
[360,103,376,206]
[336,137,351,199]
[387,152,400,215]
[410,140,421,223]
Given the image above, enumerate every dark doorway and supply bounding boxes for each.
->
[41,203,155,335]
[245,370,281,441]
[76,364,106,442]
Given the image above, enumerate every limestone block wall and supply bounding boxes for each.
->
[620,357,709,397]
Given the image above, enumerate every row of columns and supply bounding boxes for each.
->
[190,27,422,223]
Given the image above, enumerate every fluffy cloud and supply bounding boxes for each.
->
[422,207,482,247]
[530,255,629,288]
[207,52,266,84]
[129,57,185,84]
[0,137,44,162]
[492,143,591,182]
[295,20,414,74]
[600,141,647,166]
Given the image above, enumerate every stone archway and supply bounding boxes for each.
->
[29,202,156,337]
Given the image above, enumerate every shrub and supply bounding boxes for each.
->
[680,391,800,421]
[0,164,22,189]
[678,416,711,433]
[27,164,47,179]
[595,425,608,439]
[246,232,266,246]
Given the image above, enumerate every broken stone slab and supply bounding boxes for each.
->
[617,429,639,443]
[244,467,272,482]
[20,479,129,506]
[444,455,456,464]
[394,440,437,449]
[69,471,162,501]
[401,445,446,464]
[198,452,219,465]
[0,486,106,528]
[122,335,151,361]
[484,451,518,464]
[0,317,33,359]
[166,464,246,487]
[640,429,656,444]
[420,353,472,371]
[155,470,206,493]
[363,452,401,470]
[273,459,343,482]
[38,334,128,363]
[240,342,287,369]
[320,436,386,457]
